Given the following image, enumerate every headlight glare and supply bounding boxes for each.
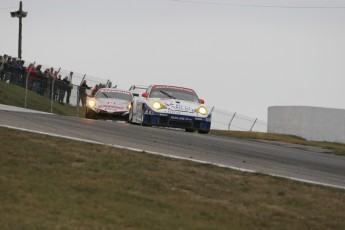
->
[152,101,166,110]
[88,100,96,107]
[197,106,207,115]
[128,103,132,109]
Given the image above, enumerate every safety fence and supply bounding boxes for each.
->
[211,107,267,132]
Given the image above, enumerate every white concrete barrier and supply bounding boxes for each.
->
[268,106,345,144]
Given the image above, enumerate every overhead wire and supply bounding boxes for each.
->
[0,5,17,10]
[167,0,345,9]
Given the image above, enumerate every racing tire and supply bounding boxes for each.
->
[185,128,196,133]
[197,129,209,134]
[141,111,148,126]
[141,106,151,127]
[85,108,91,119]
[128,107,134,124]
[124,114,130,123]
[85,107,96,119]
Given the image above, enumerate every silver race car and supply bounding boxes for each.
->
[86,88,133,121]
[129,85,212,133]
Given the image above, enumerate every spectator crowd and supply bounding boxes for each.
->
[0,54,107,106]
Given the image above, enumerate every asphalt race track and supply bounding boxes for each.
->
[1,107,345,189]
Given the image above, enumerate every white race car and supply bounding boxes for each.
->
[129,85,212,133]
[86,88,133,121]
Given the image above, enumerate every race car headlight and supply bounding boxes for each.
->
[196,106,208,115]
[127,103,132,109]
[152,101,166,110]
[88,100,96,107]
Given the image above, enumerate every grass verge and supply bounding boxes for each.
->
[0,127,345,230]
[210,130,345,156]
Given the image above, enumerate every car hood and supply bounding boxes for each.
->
[96,98,128,105]
[90,98,130,111]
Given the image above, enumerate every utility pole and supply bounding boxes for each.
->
[10,1,27,60]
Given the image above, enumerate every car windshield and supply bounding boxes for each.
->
[149,88,199,102]
[95,91,132,101]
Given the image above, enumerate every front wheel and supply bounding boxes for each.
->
[141,110,148,126]
[185,128,196,133]
[128,107,134,124]
[85,107,96,119]
[85,107,91,118]
[140,106,151,127]
[124,114,130,123]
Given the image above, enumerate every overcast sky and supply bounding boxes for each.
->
[1,0,345,121]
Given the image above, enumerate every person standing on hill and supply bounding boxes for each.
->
[91,84,100,97]
[26,63,37,90]
[58,76,69,105]
[32,65,43,94]
[79,80,91,107]
[66,71,73,104]
[0,55,10,81]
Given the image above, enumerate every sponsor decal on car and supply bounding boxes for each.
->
[167,110,181,114]
[170,104,192,112]
[170,116,193,121]
[98,105,126,111]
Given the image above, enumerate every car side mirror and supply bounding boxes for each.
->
[199,99,205,104]
[142,92,149,98]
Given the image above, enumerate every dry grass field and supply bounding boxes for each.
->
[1,128,344,230]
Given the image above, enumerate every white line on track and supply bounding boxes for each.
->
[1,124,345,190]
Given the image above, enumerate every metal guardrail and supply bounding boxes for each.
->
[211,107,267,132]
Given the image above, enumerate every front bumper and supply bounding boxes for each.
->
[142,106,211,131]
[89,107,129,120]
